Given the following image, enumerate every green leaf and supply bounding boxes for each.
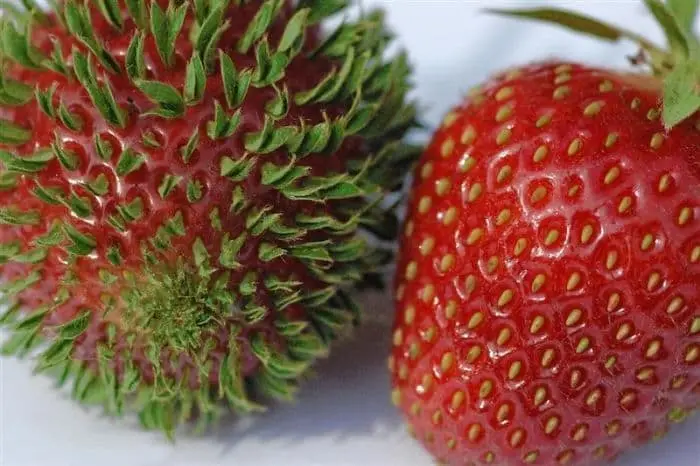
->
[300,0,348,24]
[0,119,31,145]
[135,79,184,118]
[0,148,53,173]
[644,0,691,57]
[667,0,699,33]
[63,224,96,256]
[258,242,286,262]
[150,1,187,67]
[85,173,110,196]
[96,0,123,30]
[125,32,147,81]
[72,50,126,127]
[207,101,241,139]
[63,0,120,73]
[194,4,229,67]
[0,78,33,106]
[238,0,283,53]
[219,232,247,269]
[56,311,91,340]
[158,174,182,199]
[1,20,44,68]
[184,54,206,104]
[278,8,309,52]
[0,207,40,225]
[662,58,700,128]
[220,155,255,181]
[125,0,148,28]
[115,148,146,176]
[180,128,200,163]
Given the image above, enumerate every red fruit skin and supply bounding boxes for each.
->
[0,2,350,386]
[390,62,700,466]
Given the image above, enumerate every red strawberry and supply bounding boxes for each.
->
[0,0,418,435]
[390,4,699,465]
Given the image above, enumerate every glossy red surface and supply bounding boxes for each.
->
[390,62,700,466]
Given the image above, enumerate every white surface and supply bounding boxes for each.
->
[2,1,700,465]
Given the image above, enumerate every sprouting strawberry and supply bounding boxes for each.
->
[390,2,699,465]
[0,0,419,435]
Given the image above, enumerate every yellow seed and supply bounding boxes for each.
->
[421,284,435,302]
[444,300,457,319]
[658,173,672,193]
[532,274,546,292]
[647,108,661,121]
[466,228,484,245]
[636,367,654,381]
[553,85,571,100]
[451,390,465,410]
[646,340,661,358]
[391,389,401,406]
[631,97,641,110]
[641,233,654,251]
[533,145,548,162]
[496,404,510,422]
[576,337,590,353]
[616,323,632,341]
[486,256,499,273]
[498,289,514,307]
[422,373,434,391]
[668,407,687,423]
[604,166,621,185]
[446,438,456,450]
[398,363,408,380]
[605,132,619,147]
[441,138,455,157]
[496,165,513,184]
[599,80,614,92]
[541,348,555,367]
[514,238,528,256]
[431,410,442,425]
[685,345,699,363]
[606,250,618,269]
[440,254,455,272]
[408,342,420,359]
[396,284,405,301]
[586,388,602,406]
[465,275,477,294]
[484,452,496,464]
[618,196,633,213]
[459,154,477,173]
[404,220,414,236]
[567,184,580,197]
[468,182,483,202]
[667,296,684,314]
[530,315,545,334]
[555,73,571,84]
[479,380,493,398]
[572,424,588,441]
[468,311,484,329]
[443,207,458,225]
[496,127,512,145]
[566,308,583,327]
[435,178,451,196]
[442,111,458,127]
[497,327,511,346]
[496,86,514,101]
[545,229,560,246]
[650,132,664,149]
[420,162,433,179]
[496,103,514,122]
[581,224,594,244]
[678,206,692,226]
[509,428,525,447]
[558,450,574,465]
[647,272,661,291]
[607,421,621,436]
[536,113,552,128]
[420,237,436,256]
[468,424,482,442]
[690,245,700,263]
[672,375,687,389]
[405,262,417,280]
[508,360,522,380]
[545,416,560,434]
[441,352,454,372]
[605,355,617,370]
[568,138,583,156]
[461,125,477,144]
[690,317,700,335]
[418,196,432,214]
[566,272,581,291]
[584,100,604,116]
[607,292,621,311]
[620,391,637,408]
[496,208,512,226]
[570,369,583,388]
[534,387,547,406]
[404,306,416,325]
[387,356,395,372]
[466,345,482,363]
[531,186,548,203]
[524,451,539,464]
[555,64,573,73]
[410,402,421,416]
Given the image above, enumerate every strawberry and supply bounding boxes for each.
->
[0,0,419,435]
[389,3,699,465]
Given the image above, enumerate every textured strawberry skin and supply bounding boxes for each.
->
[390,62,700,466]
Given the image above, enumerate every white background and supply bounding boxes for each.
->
[2,1,700,465]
